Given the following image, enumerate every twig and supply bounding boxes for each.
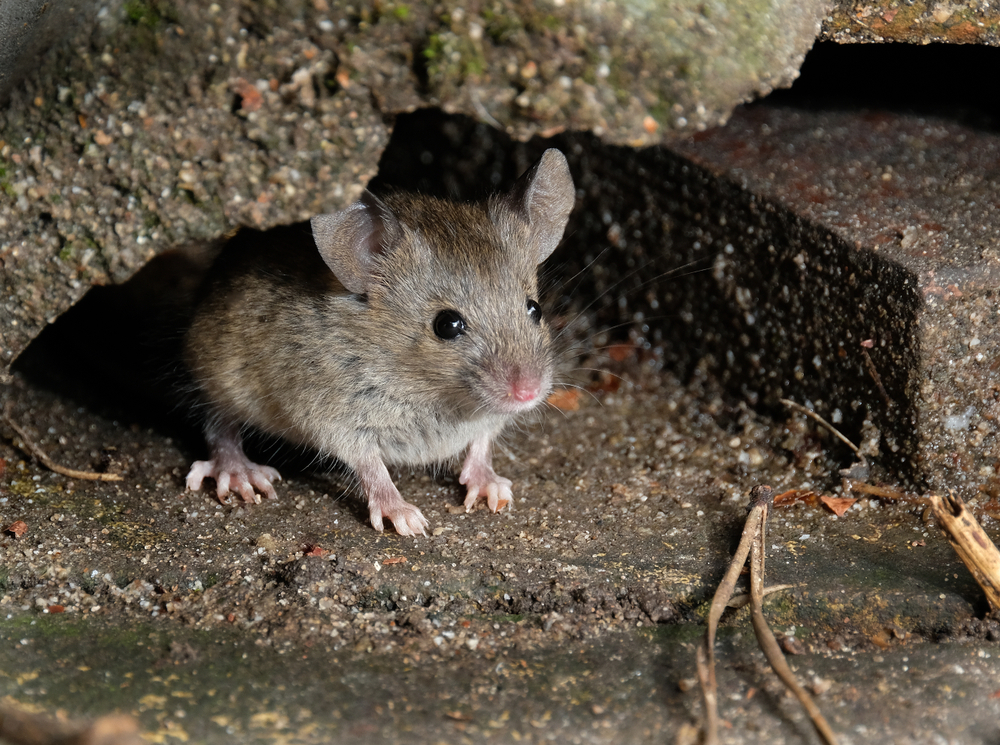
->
[748,513,839,745]
[780,399,860,455]
[697,485,771,745]
[697,485,839,745]
[860,347,893,409]
[727,584,795,609]
[929,493,1000,612]
[2,403,122,482]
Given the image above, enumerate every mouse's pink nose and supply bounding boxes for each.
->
[511,381,540,403]
[509,371,542,403]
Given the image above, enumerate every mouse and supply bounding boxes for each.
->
[183,148,575,536]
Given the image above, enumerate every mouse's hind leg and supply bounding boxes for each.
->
[186,415,281,504]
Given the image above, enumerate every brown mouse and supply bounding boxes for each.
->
[183,149,575,535]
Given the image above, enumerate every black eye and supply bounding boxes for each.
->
[433,309,466,340]
[527,298,542,324]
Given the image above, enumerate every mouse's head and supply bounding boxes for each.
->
[311,149,575,420]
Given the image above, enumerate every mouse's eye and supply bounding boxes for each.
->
[526,298,542,324]
[433,309,467,340]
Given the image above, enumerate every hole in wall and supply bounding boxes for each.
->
[10,38,997,488]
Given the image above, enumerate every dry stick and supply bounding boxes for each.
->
[748,502,839,745]
[2,403,122,482]
[696,485,771,745]
[780,398,861,456]
[929,493,1000,612]
[698,485,839,745]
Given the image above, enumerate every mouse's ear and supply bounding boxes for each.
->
[310,191,402,293]
[498,148,575,264]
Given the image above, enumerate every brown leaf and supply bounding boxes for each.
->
[382,556,407,565]
[46,604,65,614]
[820,496,857,517]
[773,490,818,507]
[547,388,581,411]
[5,520,27,537]
[303,544,327,557]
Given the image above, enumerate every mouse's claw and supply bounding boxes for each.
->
[186,458,281,505]
[462,477,513,513]
[372,500,429,537]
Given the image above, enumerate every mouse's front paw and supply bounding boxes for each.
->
[370,499,428,537]
[186,459,282,505]
[461,472,514,513]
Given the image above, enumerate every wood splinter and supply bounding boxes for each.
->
[2,403,122,482]
[929,493,1000,612]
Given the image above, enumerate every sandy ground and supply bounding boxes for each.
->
[2,328,1000,743]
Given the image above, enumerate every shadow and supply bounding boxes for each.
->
[11,243,216,445]
[767,41,1000,131]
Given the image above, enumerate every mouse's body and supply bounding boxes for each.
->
[184,149,575,535]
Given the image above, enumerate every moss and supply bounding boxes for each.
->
[393,4,410,21]
[123,0,178,28]
[482,9,524,44]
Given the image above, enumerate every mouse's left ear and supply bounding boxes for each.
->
[311,191,402,294]
[497,148,575,264]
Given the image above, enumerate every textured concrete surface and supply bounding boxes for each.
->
[822,0,1000,44]
[671,104,1000,496]
[0,0,829,375]
[2,342,999,744]
[0,0,104,104]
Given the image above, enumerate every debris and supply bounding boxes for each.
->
[696,484,839,745]
[929,493,1000,612]
[547,388,581,411]
[231,77,263,112]
[819,495,857,516]
[4,521,27,538]
[2,403,122,482]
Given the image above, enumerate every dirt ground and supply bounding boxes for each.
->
[2,330,1000,743]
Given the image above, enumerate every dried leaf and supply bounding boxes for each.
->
[6,520,27,537]
[382,556,407,565]
[820,496,857,516]
[773,489,818,507]
[547,388,581,411]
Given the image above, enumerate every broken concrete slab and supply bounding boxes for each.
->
[668,104,1000,495]
[0,0,831,376]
